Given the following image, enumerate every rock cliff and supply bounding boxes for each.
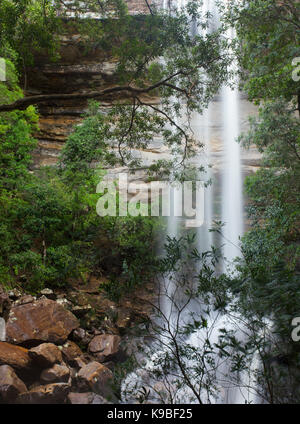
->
[25,0,160,167]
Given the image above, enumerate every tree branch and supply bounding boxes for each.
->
[118,99,138,164]
[144,0,154,16]
[136,97,191,164]
[0,71,186,112]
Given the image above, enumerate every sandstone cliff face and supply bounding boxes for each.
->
[26,1,160,167]
[27,31,120,167]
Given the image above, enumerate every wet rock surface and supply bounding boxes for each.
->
[6,298,79,346]
[88,334,122,363]
[0,365,27,403]
[17,383,70,404]
[72,327,93,346]
[23,2,159,170]
[77,361,113,397]
[29,343,63,368]
[0,342,32,371]
[0,275,155,404]
[61,341,83,365]
[40,364,70,384]
[67,391,109,404]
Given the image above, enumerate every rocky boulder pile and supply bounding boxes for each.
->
[0,290,128,404]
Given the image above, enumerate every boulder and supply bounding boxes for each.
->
[67,392,109,404]
[14,295,36,306]
[67,391,92,405]
[0,342,31,371]
[72,328,93,346]
[88,334,121,362]
[0,365,27,403]
[6,298,79,345]
[40,288,56,300]
[56,297,73,310]
[17,383,70,404]
[116,308,134,331]
[77,361,113,397]
[90,393,110,404]
[29,343,62,368]
[61,341,83,365]
[72,356,88,369]
[40,364,70,383]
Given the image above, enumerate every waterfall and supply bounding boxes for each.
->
[160,184,181,320]
[221,27,243,272]
[162,0,259,404]
[121,0,261,405]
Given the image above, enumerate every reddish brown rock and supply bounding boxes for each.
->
[72,328,93,346]
[88,334,121,362]
[116,308,134,331]
[0,365,27,403]
[61,341,83,365]
[17,383,70,404]
[0,342,31,370]
[72,356,88,369]
[6,298,79,345]
[67,391,92,404]
[77,361,113,397]
[29,343,62,368]
[40,364,70,383]
[89,393,110,404]
[67,392,108,404]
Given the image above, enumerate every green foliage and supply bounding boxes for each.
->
[0,64,157,296]
[121,233,300,404]
[0,55,40,287]
[0,158,158,293]
[111,355,138,402]
[49,0,230,172]
[214,2,300,402]
[0,0,60,71]
[229,101,300,374]
[221,102,300,402]
[240,101,300,274]
[225,0,300,105]
[0,0,299,404]
[121,2,300,404]
[0,58,38,190]
[59,102,109,184]
[97,214,158,301]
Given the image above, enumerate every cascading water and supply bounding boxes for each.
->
[184,0,258,404]
[121,0,260,404]
[221,29,243,271]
